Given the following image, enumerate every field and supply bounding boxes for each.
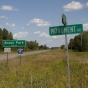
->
[0,49,88,88]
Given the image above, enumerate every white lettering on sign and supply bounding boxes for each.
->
[4,42,14,44]
[58,28,61,33]
[64,27,67,33]
[22,42,24,44]
[63,26,76,33]
[4,42,7,44]
[50,26,77,34]
[49,24,83,35]
[16,41,22,44]
[51,28,57,34]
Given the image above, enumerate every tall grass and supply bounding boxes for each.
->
[0,49,88,88]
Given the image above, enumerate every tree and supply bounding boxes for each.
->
[0,38,3,50]
[60,44,65,49]
[68,31,88,52]
[0,28,3,50]
[0,28,2,39]
[39,45,44,50]
[2,28,9,40]
[8,32,13,40]
[68,38,74,50]
[27,40,39,50]
[81,32,88,51]
[43,44,48,49]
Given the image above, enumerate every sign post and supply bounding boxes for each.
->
[18,49,23,65]
[62,14,71,88]
[49,14,83,88]
[7,52,8,65]
[4,48,11,65]
[65,34,71,88]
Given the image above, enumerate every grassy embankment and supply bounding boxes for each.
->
[0,49,88,88]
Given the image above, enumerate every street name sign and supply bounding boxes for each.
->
[3,40,26,47]
[49,24,83,36]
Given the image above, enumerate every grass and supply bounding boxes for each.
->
[0,49,88,88]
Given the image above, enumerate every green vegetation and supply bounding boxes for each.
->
[0,49,88,88]
[68,31,88,52]
[60,44,65,49]
[0,28,13,51]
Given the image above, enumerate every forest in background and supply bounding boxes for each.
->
[61,31,88,52]
[68,31,88,52]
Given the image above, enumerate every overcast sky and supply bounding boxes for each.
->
[0,0,88,47]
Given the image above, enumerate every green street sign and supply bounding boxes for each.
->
[62,14,67,26]
[2,40,26,47]
[49,24,83,36]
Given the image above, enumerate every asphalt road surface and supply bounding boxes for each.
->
[0,50,50,61]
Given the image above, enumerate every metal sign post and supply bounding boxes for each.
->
[4,48,11,65]
[62,14,71,88]
[18,49,23,65]
[20,55,21,65]
[65,34,71,88]
[7,52,8,65]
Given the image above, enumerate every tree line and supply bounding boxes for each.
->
[0,28,49,51]
[61,31,88,52]
[68,31,88,52]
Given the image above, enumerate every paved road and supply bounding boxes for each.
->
[0,50,50,61]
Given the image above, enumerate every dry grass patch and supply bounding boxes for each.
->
[0,49,88,88]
